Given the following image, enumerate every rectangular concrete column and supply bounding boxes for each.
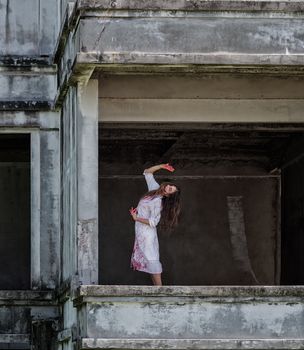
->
[40,130,60,289]
[77,80,99,285]
[31,131,41,290]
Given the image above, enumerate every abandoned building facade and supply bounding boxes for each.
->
[0,0,304,349]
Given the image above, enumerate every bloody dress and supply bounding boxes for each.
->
[130,172,163,274]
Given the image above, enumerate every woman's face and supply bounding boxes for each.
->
[164,184,178,196]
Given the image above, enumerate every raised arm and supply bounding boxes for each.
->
[144,163,174,174]
[144,164,175,191]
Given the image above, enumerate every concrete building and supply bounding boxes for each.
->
[0,0,304,349]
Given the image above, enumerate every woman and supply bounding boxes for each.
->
[129,163,181,286]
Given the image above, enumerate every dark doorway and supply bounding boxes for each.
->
[0,134,31,289]
[280,135,304,284]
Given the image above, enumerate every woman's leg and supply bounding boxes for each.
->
[151,273,162,286]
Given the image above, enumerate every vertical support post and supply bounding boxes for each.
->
[40,130,60,289]
[31,131,41,289]
[77,80,99,285]
[275,176,281,285]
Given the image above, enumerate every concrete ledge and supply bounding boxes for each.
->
[0,101,53,111]
[70,53,304,84]
[81,338,304,349]
[77,52,304,67]
[0,334,30,348]
[77,286,304,341]
[0,56,53,68]
[78,285,304,298]
[0,111,60,129]
[0,290,55,306]
[78,0,304,13]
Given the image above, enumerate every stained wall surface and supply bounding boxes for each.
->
[0,0,59,56]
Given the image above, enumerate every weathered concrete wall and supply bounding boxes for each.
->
[58,298,78,349]
[0,74,56,100]
[72,3,304,71]
[0,112,60,291]
[75,285,304,350]
[0,111,59,128]
[80,16,304,55]
[61,87,78,284]
[55,0,304,104]
[1,1,303,349]
[0,0,59,110]
[59,87,79,350]
[61,81,99,285]
[59,81,99,350]
[0,72,57,108]
[0,0,59,56]
[0,290,58,349]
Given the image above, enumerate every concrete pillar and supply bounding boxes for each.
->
[31,131,41,290]
[40,130,60,289]
[77,80,99,285]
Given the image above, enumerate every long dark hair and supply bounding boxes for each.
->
[142,182,181,231]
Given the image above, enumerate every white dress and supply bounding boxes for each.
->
[131,172,163,274]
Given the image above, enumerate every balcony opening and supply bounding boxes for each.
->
[98,124,304,285]
[0,134,30,289]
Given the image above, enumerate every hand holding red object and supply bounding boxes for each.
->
[129,207,138,220]
[162,163,175,172]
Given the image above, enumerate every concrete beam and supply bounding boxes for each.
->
[77,0,304,12]
[79,13,304,58]
[55,0,304,105]
[0,71,56,111]
[99,98,304,123]
[98,75,304,99]
[0,111,60,129]
[77,52,304,70]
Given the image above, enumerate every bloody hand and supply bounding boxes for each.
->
[129,207,138,220]
[163,163,175,172]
